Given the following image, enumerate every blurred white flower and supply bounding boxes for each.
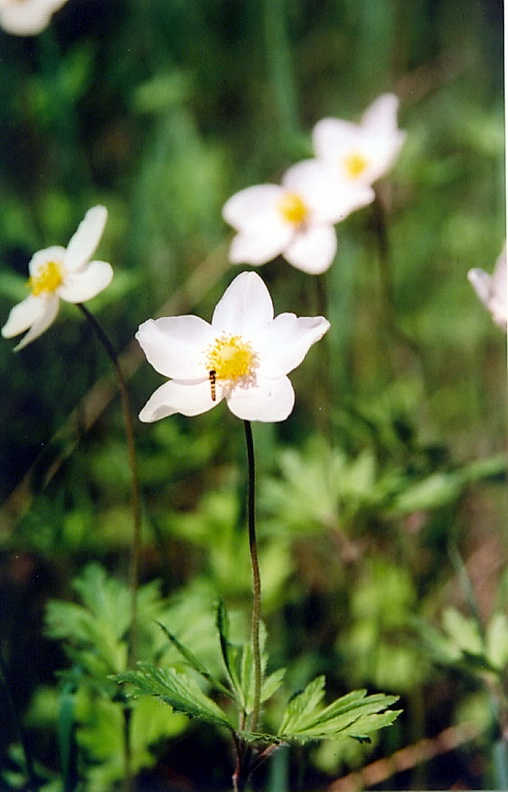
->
[0,0,68,35]
[467,245,507,332]
[312,93,406,187]
[2,206,113,350]
[222,160,373,274]
[136,271,330,423]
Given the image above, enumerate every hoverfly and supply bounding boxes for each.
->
[208,369,217,401]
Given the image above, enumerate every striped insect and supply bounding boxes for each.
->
[208,369,217,401]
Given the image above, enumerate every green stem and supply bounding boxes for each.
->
[78,305,140,792]
[243,420,262,734]
[77,304,142,667]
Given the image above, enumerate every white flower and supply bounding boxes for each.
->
[136,271,330,423]
[312,93,406,187]
[222,159,374,274]
[467,245,507,332]
[0,0,68,36]
[2,206,113,350]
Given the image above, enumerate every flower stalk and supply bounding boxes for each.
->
[243,419,262,734]
[77,304,142,668]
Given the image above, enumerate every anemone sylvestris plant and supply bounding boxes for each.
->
[117,271,401,792]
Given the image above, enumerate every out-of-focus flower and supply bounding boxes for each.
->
[2,206,113,350]
[312,93,406,187]
[136,271,330,423]
[0,0,68,35]
[222,160,374,274]
[467,245,507,332]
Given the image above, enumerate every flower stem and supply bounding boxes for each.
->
[77,304,142,668]
[243,420,262,734]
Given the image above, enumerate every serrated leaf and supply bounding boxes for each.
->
[116,663,233,730]
[278,679,400,744]
[216,601,244,704]
[261,667,286,703]
[278,676,326,735]
[156,621,231,698]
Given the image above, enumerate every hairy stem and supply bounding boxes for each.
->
[243,420,262,734]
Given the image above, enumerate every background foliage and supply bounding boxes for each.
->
[0,0,505,790]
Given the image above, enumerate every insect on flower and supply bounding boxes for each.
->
[209,369,217,401]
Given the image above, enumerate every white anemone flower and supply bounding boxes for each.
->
[0,0,68,36]
[2,206,113,351]
[312,93,406,187]
[222,159,374,274]
[467,245,507,332]
[136,271,330,423]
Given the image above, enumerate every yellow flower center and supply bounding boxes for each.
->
[206,334,257,387]
[28,260,63,296]
[278,192,309,226]
[344,151,368,179]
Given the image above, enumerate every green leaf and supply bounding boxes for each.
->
[156,621,232,697]
[278,677,400,744]
[116,663,233,731]
[216,601,243,704]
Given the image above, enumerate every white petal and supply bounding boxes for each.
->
[58,260,113,303]
[228,228,292,266]
[64,206,108,273]
[2,294,60,351]
[211,271,274,336]
[361,93,400,133]
[0,0,67,35]
[136,316,214,379]
[283,159,374,224]
[467,268,491,308]
[284,225,338,274]
[222,184,284,231]
[312,118,359,161]
[28,246,66,277]
[226,375,295,422]
[2,294,47,338]
[139,379,216,422]
[257,313,331,376]
[224,184,293,265]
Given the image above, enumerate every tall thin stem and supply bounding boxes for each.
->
[78,305,141,792]
[78,304,141,668]
[243,420,262,734]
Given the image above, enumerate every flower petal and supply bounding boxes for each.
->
[0,0,68,36]
[467,268,491,308]
[361,93,400,133]
[222,184,284,231]
[211,271,274,336]
[2,293,60,351]
[64,206,108,273]
[223,184,293,265]
[226,375,295,422]
[257,313,331,376]
[58,260,113,303]
[282,159,374,223]
[136,316,214,379]
[28,246,66,277]
[312,118,358,161]
[139,378,216,422]
[284,225,338,274]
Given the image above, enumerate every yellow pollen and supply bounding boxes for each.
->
[28,260,63,296]
[207,334,257,384]
[278,192,309,225]
[344,151,368,178]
